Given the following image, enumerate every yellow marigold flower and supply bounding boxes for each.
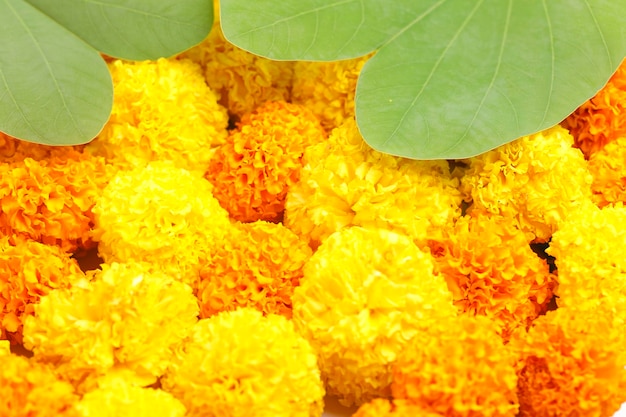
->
[206,101,327,223]
[0,132,84,163]
[162,308,324,417]
[291,54,371,131]
[197,220,312,318]
[353,399,443,417]
[548,201,626,312]
[178,1,293,119]
[285,118,462,249]
[391,315,519,416]
[587,135,626,207]
[561,59,626,157]
[0,352,79,417]
[23,262,199,391]
[292,226,456,407]
[511,307,626,417]
[93,162,232,286]
[0,237,85,344]
[86,58,228,175]
[431,212,556,340]
[76,379,186,417]
[0,152,112,252]
[460,125,593,242]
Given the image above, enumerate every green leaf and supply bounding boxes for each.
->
[0,0,112,145]
[25,0,213,60]
[221,0,626,159]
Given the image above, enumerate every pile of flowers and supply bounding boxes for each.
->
[1,3,626,415]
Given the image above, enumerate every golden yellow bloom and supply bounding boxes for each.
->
[162,308,324,417]
[0,352,79,417]
[291,54,371,131]
[178,1,293,119]
[587,135,626,207]
[0,152,112,252]
[431,212,556,340]
[392,315,519,416]
[285,118,462,249]
[76,379,186,417]
[511,307,626,417]
[561,59,626,157]
[353,399,443,417]
[197,220,312,318]
[206,101,326,223]
[292,226,456,407]
[86,58,228,175]
[93,162,232,286]
[460,125,593,242]
[23,262,199,391]
[0,237,85,344]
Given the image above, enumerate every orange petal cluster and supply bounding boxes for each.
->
[354,399,443,417]
[587,135,626,207]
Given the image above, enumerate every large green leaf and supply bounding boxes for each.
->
[221,0,626,159]
[25,0,213,60]
[0,0,112,145]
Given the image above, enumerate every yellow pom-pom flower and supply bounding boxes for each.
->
[0,237,85,344]
[587,135,626,207]
[511,307,626,417]
[285,118,462,249]
[23,262,199,391]
[86,58,228,175]
[391,315,519,416]
[460,125,593,242]
[291,54,371,131]
[0,352,79,417]
[93,162,232,286]
[162,308,324,417]
[353,399,443,417]
[292,226,456,406]
[197,220,312,318]
[561,59,626,157]
[432,212,556,340]
[206,101,327,223]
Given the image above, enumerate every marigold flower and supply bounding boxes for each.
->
[0,352,79,417]
[587,136,626,207]
[353,399,443,417]
[291,54,371,131]
[178,1,293,119]
[292,226,456,407]
[86,58,228,175]
[284,118,462,249]
[511,307,626,417]
[391,315,519,416]
[93,162,232,286]
[206,101,327,223]
[162,308,324,417]
[0,237,85,344]
[431,212,556,340]
[23,262,199,391]
[76,379,186,417]
[0,152,112,252]
[460,125,593,242]
[561,59,626,157]
[0,132,84,163]
[197,220,312,318]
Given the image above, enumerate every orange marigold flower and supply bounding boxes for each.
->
[86,58,228,175]
[93,162,232,286]
[391,315,519,417]
[206,101,327,223]
[285,118,462,250]
[561,59,626,157]
[292,226,456,407]
[431,212,556,340]
[460,125,593,242]
[23,262,199,392]
[0,152,112,252]
[0,132,83,163]
[587,136,626,207]
[353,399,443,417]
[511,307,626,417]
[178,1,293,119]
[197,220,312,318]
[0,352,78,417]
[0,237,84,344]
[162,308,324,417]
[291,54,372,131]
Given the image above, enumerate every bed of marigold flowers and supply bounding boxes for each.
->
[2,6,626,416]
